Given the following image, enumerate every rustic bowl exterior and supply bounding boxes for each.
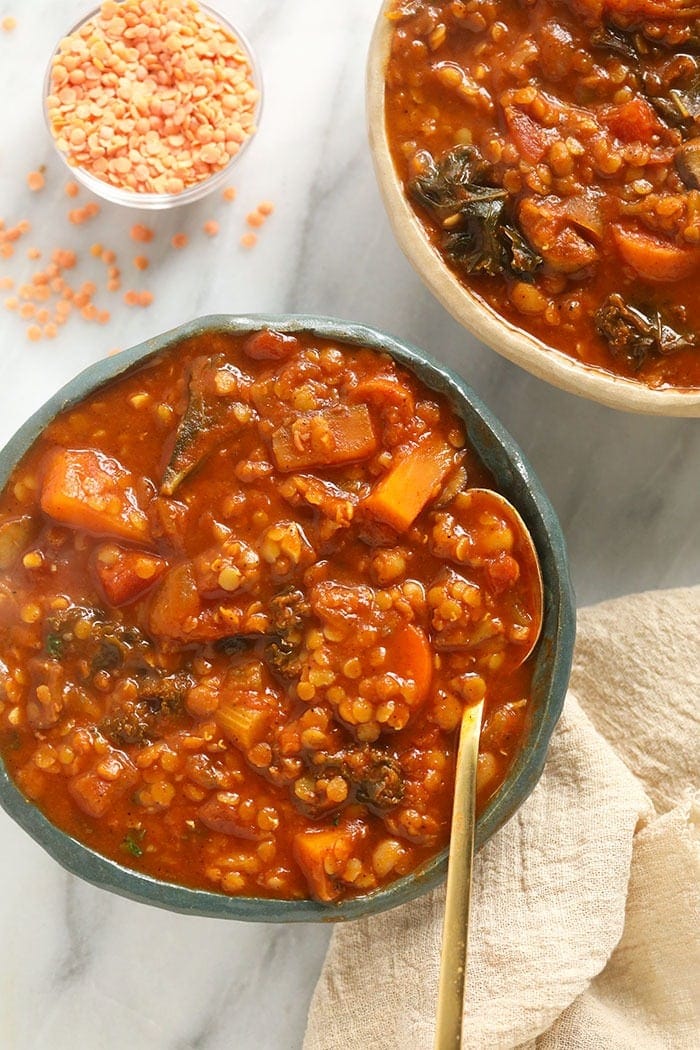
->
[0,314,575,921]
[366,5,700,417]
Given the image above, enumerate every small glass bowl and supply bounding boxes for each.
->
[43,3,262,209]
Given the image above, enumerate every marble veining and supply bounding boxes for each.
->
[0,2,698,1048]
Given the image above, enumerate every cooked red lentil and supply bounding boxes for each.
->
[384,0,700,388]
[0,329,540,902]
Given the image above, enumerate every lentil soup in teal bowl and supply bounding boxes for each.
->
[0,315,574,921]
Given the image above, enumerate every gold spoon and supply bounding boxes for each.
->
[433,490,544,1050]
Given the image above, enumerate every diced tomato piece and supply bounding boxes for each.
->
[40,448,152,543]
[504,107,549,164]
[601,98,663,144]
[198,793,265,839]
[93,543,166,606]
[243,330,301,360]
[68,753,138,818]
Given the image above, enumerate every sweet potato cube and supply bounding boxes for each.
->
[293,827,358,902]
[384,624,433,707]
[93,543,166,607]
[362,433,457,532]
[272,405,377,472]
[148,562,201,640]
[40,448,151,543]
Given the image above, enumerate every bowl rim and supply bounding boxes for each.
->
[42,2,263,210]
[0,313,575,922]
[366,4,700,417]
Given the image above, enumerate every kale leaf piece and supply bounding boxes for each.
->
[161,355,252,497]
[644,70,700,131]
[590,25,639,62]
[595,293,696,369]
[408,145,542,278]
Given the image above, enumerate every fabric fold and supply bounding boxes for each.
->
[303,587,700,1050]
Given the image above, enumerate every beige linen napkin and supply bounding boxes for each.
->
[303,587,700,1050]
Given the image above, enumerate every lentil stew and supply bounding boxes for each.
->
[384,0,700,389]
[0,324,543,905]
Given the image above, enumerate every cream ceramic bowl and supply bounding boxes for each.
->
[366,3,700,417]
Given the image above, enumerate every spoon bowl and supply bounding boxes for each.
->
[435,490,543,1047]
[466,488,544,670]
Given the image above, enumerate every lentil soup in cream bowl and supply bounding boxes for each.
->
[0,315,573,921]
[368,0,700,415]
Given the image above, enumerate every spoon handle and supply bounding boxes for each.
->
[433,699,484,1050]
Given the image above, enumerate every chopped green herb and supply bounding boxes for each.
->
[121,829,146,857]
[46,633,64,659]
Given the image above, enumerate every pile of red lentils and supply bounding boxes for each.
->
[0,5,275,345]
[46,0,259,196]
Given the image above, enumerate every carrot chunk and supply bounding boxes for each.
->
[272,405,377,472]
[384,623,433,707]
[362,432,457,532]
[612,224,699,282]
[293,826,360,902]
[93,543,166,606]
[40,448,152,543]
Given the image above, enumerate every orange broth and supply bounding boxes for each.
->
[0,329,537,902]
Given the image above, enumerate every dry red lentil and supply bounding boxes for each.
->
[46,0,259,197]
[130,224,154,244]
[0,328,540,902]
[27,171,45,193]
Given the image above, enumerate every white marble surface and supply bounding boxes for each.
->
[0,2,698,1048]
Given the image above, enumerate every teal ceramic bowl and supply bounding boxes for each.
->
[0,314,575,922]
